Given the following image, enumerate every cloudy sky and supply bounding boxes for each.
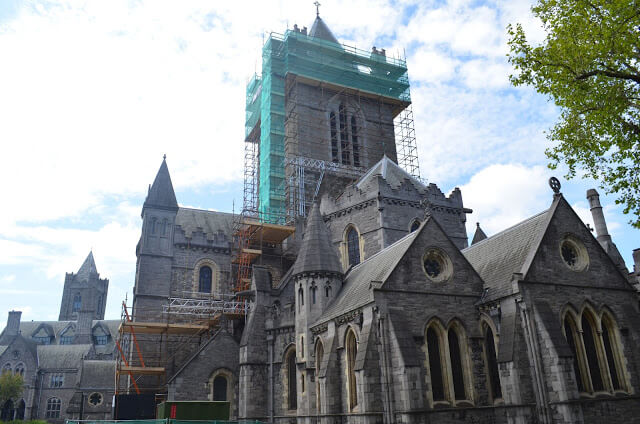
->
[0,0,637,326]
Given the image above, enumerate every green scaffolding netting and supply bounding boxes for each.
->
[246,30,411,223]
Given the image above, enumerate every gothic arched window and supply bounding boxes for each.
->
[325,283,332,298]
[72,294,82,313]
[346,227,361,267]
[199,266,212,293]
[448,329,466,400]
[213,375,228,401]
[339,103,350,165]
[298,285,304,310]
[346,330,358,410]
[601,314,624,391]
[483,325,502,401]
[351,115,360,167]
[14,363,25,377]
[563,314,585,392]
[581,313,604,392]
[286,348,297,410]
[311,282,317,304]
[426,326,445,402]
[330,112,339,163]
[46,398,61,419]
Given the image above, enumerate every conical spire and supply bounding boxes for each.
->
[292,203,342,276]
[471,222,487,245]
[76,251,98,282]
[309,16,340,45]
[143,156,178,213]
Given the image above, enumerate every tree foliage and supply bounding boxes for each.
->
[508,0,640,227]
[0,371,24,405]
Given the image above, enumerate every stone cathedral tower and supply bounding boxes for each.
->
[244,12,416,224]
[59,251,108,321]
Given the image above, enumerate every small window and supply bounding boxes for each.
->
[410,220,420,232]
[14,363,25,377]
[46,398,61,419]
[311,283,317,304]
[72,294,82,313]
[213,375,228,401]
[88,392,103,406]
[287,349,297,410]
[325,283,332,298]
[199,266,213,293]
[298,285,304,310]
[346,330,358,410]
[346,227,360,267]
[34,336,51,345]
[1,363,12,374]
[94,335,108,345]
[50,374,64,388]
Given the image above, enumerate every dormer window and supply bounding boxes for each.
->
[60,327,75,345]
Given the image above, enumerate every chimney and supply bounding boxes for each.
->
[5,311,22,336]
[587,189,628,272]
[586,189,611,243]
[633,249,640,284]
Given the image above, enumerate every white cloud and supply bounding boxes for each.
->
[460,163,551,236]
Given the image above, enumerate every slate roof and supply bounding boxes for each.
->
[355,156,425,193]
[75,251,98,282]
[462,208,551,302]
[292,203,342,276]
[143,158,179,212]
[9,319,119,344]
[175,208,234,240]
[80,360,116,387]
[37,344,91,369]
[314,228,420,326]
[309,16,340,44]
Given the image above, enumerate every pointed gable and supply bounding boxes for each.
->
[292,203,342,276]
[309,16,340,45]
[355,155,425,193]
[143,158,178,213]
[471,223,487,245]
[75,252,98,282]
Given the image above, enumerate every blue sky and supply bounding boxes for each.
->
[0,0,637,326]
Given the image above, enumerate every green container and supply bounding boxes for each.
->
[156,401,230,420]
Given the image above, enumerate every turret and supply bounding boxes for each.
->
[291,202,343,417]
[133,156,179,320]
[59,252,109,321]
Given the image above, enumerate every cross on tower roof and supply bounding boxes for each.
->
[314,1,321,17]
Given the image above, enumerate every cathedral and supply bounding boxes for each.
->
[129,12,640,424]
[2,11,640,424]
[0,253,118,422]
